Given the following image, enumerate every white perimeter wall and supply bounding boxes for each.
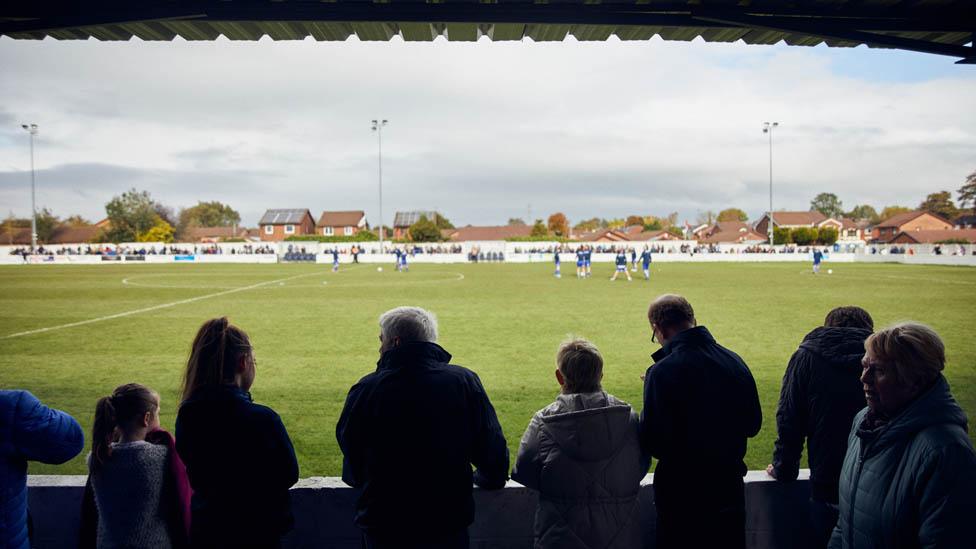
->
[28,471,815,549]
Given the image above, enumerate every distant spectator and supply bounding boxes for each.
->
[175,318,298,548]
[829,322,976,549]
[337,306,509,549]
[0,390,84,549]
[767,306,874,547]
[512,338,647,549]
[640,295,761,549]
[82,383,190,548]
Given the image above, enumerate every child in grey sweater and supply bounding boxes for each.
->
[88,383,178,549]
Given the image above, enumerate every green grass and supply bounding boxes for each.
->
[2,262,974,476]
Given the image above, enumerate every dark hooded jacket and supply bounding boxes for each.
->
[336,341,509,538]
[512,392,649,549]
[640,326,762,486]
[828,376,976,549]
[771,326,872,503]
[175,385,298,547]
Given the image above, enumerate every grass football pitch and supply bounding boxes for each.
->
[2,261,974,477]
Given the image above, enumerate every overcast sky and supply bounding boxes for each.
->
[0,35,973,228]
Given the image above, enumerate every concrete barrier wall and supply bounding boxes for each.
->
[28,471,814,549]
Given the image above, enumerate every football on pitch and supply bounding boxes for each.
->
[377,267,383,272]
[828,269,833,274]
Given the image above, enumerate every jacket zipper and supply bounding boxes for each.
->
[847,442,868,548]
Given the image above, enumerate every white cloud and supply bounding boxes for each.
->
[0,36,973,227]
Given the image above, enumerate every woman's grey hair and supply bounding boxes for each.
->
[379,306,438,345]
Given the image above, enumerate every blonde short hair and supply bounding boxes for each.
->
[556,338,603,393]
[865,322,945,389]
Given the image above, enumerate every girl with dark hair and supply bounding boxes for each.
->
[83,383,190,548]
[175,317,299,548]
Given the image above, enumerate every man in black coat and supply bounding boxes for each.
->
[767,306,873,548]
[640,294,762,549]
[336,306,509,549]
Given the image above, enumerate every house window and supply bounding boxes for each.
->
[284,225,295,234]
[324,226,334,236]
[264,225,273,235]
[344,226,353,236]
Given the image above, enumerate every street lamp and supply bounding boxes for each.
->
[371,119,388,253]
[762,122,779,248]
[21,123,38,252]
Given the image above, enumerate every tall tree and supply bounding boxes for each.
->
[956,171,976,215]
[35,207,60,243]
[433,212,455,230]
[643,218,663,231]
[547,213,569,237]
[104,188,164,242]
[507,218,526,226]
[810,193,844,219]
[879,205,912,222]
[717,208,748,222]
[63,215,91,227]
[573,217,602,232]
[918,191,958,220]
[530,219,549,237]
[178,201,241,228]
[665,212,679,228]
[408,215,443,242]
[695,210,716,226]
[625,215,645,227]
[845,204,880,224]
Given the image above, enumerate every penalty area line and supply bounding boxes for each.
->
[1,271,319,340]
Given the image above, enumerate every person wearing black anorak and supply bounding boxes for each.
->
[767,306,874,547]
[175,317,299,549]
[337,306,509,549]
[513,338,648,549]
[829,322,976,549]
[640,294,762,549]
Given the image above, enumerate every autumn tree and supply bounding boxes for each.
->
[810,192,844,219]
[958,171,976,214]
[547,213,570,237]
[625,215,645,227]
[507,218,526,226]
[919,191,959,220]
[717,208,748,222]
[573,217,602,232]
[845,205,879,224]
[879,205,912,222]
[530,219,549,237]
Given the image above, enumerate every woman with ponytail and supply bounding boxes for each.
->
[82,383,191,548]
[175,317,299,548]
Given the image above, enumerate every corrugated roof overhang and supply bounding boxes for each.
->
[2,1,974,63]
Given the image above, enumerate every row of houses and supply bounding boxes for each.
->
[5,208,976,246]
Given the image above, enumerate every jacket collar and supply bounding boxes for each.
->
[652,325,714,363]
[185,384,252,405]
[377,341,452,371]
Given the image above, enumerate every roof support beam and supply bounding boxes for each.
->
[691,8,975,61]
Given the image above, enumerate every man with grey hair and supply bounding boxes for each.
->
[336,306,509,549]
[641,294,762,549]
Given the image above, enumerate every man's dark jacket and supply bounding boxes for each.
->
[336,341,509,538]
[175,385,299,547]
[640,326,762,489]
[771,326,870,503]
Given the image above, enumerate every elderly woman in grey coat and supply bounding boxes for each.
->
[512,338,649,549]
[829,322,976,549]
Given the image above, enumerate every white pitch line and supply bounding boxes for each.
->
[2,271,319,340]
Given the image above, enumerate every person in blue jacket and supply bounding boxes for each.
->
[332,248,340,272]
[813,249,824,274]
[610,250,632,281]
[1,390,84,549]
[553,249,561,278]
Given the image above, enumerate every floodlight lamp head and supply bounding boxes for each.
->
[382,119,388,125]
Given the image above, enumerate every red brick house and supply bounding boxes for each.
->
[258,209,315,241]
[316,211,368,237]
[393,211,439,240]
[872,211,952,243]
[754,211,843,236]
[697,222,768,244]
[889,229,976,244]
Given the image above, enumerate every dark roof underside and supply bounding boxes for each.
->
[2,1,974,62]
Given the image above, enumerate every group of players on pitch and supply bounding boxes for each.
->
[554,245,654,282]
